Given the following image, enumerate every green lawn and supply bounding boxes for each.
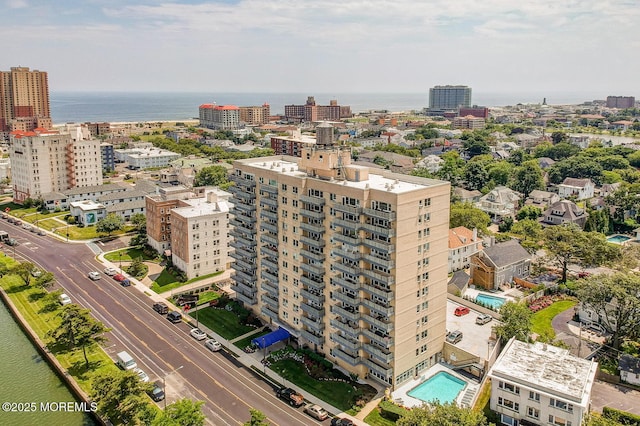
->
[364,406,397,426]
[36,217,66,231]
[0,254,118,391]
[531,300,577,339]
[151,270,224,294]
[190,307,256,340]
[105,247,158,262]
[196,291,221,305]
[233,329,269,350]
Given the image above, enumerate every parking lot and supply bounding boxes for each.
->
[446,300,499,361]
[591,380,640,415]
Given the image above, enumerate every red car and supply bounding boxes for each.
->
[113,273,131,286]
[454,306,470,316]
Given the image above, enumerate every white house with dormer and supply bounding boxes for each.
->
[557,178,594,200]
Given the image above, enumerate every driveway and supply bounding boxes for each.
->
[591,381,640,415]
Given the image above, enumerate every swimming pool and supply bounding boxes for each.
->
[408,371,466,404]
[606,234,632,244]
[475,293,506,309]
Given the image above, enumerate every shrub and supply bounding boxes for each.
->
[602,406,640,425]
[379,400,408,421]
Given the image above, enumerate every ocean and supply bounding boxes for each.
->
[50,91,606,124]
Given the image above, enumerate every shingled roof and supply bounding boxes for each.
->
[482,239,530,267]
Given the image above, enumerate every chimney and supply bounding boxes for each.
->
[473,228,478,241]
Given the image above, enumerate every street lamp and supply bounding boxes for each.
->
[66,224,69,242]
[163,365,184,410]
[119,251,123,273]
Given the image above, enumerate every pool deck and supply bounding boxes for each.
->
[391,363,480,408]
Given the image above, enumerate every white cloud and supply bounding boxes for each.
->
[6,0,28,8]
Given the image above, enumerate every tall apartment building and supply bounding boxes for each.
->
[10,129,103,203]
[229,126,450,389]
[199,104,240,129]
[170,188,232,279]
[284,96,352,123]
[428,85,472,110]
[606,96,635,109]
[239,104,271,125]
[0,67,51,137]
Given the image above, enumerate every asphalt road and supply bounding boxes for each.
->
[1,220,327,425]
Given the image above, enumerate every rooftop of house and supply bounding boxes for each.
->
[619,354,640,375]
[482,239,530,267]
[98,190,148,202]
[543,200,586,220]
[105,200,146,212]
[448,270,470,290]
[70,200,106,211]
[490,338,597,402]
[448,226,480,249]
[560,177,593,188]
[64,183,128,196]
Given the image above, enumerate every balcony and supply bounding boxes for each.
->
[330,319,360,339]
[332,248,362,262]
[300,194,325,205]
[333,290,359,305]
[300,208,325,220]
[230,174,256,189]
[333,218,361,232]
[260,269,279,285]
[362,208,396,221]
[363,343,393,364]
[260,256,278,271]
[259,184,278,194]
[300,262,324,276]
[232,235,256,248]
[260,281,279,297]
[363,357,393,376]
[234,269,256,283]
[333,262,361,276]
[260,233,278,246]
[233,289,257,305]
[260,209,278,221]
[334,233,360,246]
[259,197,278,208]
[261,294,279,309]
[301,248,325,263]
[301,315,324,332]
[362,238,394,254]
[300,235,325,248]
[363,253,395,269]
[301,302,323,317]
[332,276,361,292]
[234,202,257,214]
[361,269,394,284]
[361,222,395,237]
[260,221,278,234]
[332,305,360,322]
[301,329,324,346]
[362,298,394,317]
[233,190,255,201]
[300,221,325,234]
[362,313,393,332]
[362,284,392,300]
[362,328,393,349]
[261,305,279,321]
[332,203,362,215]
[300,275,325,291]
[233,257,255,271]
[332,333,361,351]
[333,348,361,366]
[301,288,325,304]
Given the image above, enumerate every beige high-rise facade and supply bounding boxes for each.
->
[10,129,103,203]
[229,131,450,389]
[0,67,51,136]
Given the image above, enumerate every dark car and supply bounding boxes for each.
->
[6,238,18,246]
[153,302,169,314]
[120,278,131,287]
[167,311,182,323]
[147,381,165,402]
[331,418,354,426]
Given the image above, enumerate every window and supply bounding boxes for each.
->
[550,399,573,413]
[548,415,571,426]
[527,407,539,419]
[529,391,540,401]
[498,381,520,395]
[497,397,519,412]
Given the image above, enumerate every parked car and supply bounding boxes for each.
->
[113,273,127,282]
[7,217,15,223]
[14,220,22,226]
[331,418,354,426]
[475,313,492,325]
[59,293,72,305]
[147,381,165,402]
[1,213,7,219]
[133,367,150,382]
[446,330,463,344]
[190,328,207,341]
[31,269,42,278]
[304,404,329,421]
[120,278,131,287]
[103,267,118,276]
[454,306,470,316]
[204,338,222,352]
[6,238,18,246]
[167,311,182,323]
[277,387,305,407]
[37,229,46,236]
[88,271,101,280]
[22,224,32,231]
[152,302,169,315]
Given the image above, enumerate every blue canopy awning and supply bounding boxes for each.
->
[252,327,291,349]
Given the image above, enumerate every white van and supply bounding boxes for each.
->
[116,351,137,370]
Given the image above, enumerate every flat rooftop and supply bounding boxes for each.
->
[446,299,498,360]
[490,339,597,402]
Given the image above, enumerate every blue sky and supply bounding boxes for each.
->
[2,0,639,97]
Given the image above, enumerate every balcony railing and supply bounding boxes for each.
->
[361,222,394,237]
[361,238,394,254]
[301,249,325,263]
[260,281,279,297]
[333,348,361,366]
[362,207,396,221]
[260,233,278,246]
[261,305,279,321]
[301,329,324,346]
[301,302,323,318]
[300,208,325,220]
[363,253,395,269]
[332,248,362,262]
[301,288,325,305]
[332,305,360,322]
[362,284,392,300]
[333,218,362,232]
[362,357,393,375]
[333,233,360,246]
[300,235,325,248]
[332,276,361,292]
[300,222,325,234]
[260,209,278,221]
[261,294,279,309]
[333,262,361,276]
[300,275,325,291]
[301,315,324,332]
[332,203,362,215]
[300,262,324,276]
[260,221,278,234]
[260,256,278,271]
[362,328,393,348]
[362,298,394,317]
[332,333,361,351]
[361,269,394,284]
[330,319,360,339]
[234,202,257,213]
[363,343,393,364]
[333,290,359,305]
[300,194,325,205]
[259,197,278,208]
[362,313,393,332]
[260,269,279,284]
[259,184,278,194]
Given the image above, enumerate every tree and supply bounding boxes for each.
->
[91,369,152,424]
[35,271,56,289]
[463,162,489,191]
[396,402,489,426]
[193,165,230,188]
[506,149,532,166]
[243,408,271,426]
[436,151,465,186]
[449,202,490,235]
[130,213,146,233]
[577,273,640,349]
[542,224,620,283]
[516,205,542,221]
[583,208,611,234]
[96,213,124,236]
[11,261,35,285]
[126,257,146,278]
[511,219,542,253]
[157,398,206,426]
[551,131,568,144]
[47,304,110,368]
[510,160,544,198]
[487,161,514,186]
[494,302,532,343]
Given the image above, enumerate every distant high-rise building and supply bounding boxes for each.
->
[606,96,635,109]
[428,85,472,110]
[284,96,352,123]
[0,67,52,137]
[239,104,271,125]
[199,104,240,129]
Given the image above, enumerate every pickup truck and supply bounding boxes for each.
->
[276,387,304,407]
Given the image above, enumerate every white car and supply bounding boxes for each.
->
[190,328,207,341]
[59,293,72,305]
[88,271,101,280]
[133,367,150,382]
[103,267,118,276]
[205,338,222,352]
[31,269,42,278]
